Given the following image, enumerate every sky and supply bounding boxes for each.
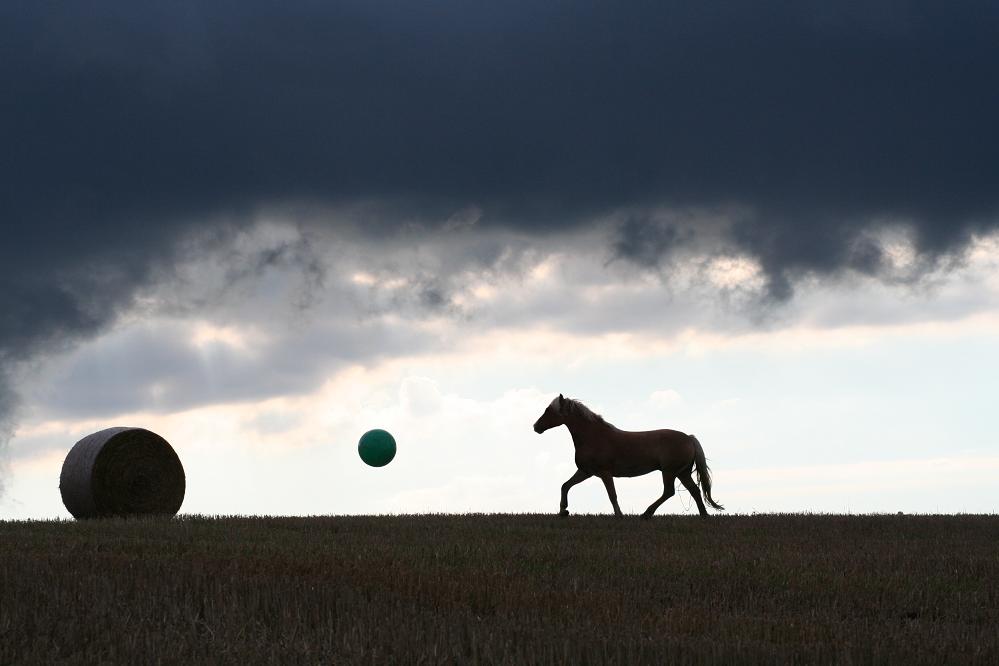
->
[2,2,999,519]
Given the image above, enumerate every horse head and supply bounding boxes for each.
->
[533,394,568,433]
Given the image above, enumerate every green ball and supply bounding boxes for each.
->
[358,429,397,467]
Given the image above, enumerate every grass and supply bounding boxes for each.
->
[2,514,997,664]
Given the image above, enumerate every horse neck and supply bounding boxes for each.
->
[564,414,609,449]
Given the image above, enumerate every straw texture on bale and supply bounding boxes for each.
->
[59,427,185,519]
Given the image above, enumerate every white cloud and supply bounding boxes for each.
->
[649,389,684,409]
[399,376,443,416]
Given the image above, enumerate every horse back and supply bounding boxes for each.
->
[578,427,695,477]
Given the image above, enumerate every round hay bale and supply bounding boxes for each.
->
[59,427,185,519]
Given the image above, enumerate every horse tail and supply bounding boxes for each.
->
[690,435,725,511]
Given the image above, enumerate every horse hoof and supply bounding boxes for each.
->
[640,513,653,520]
[557,510,569,518]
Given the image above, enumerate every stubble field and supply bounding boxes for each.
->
[2,514,997,664]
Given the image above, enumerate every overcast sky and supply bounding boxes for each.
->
[3,2,998,518]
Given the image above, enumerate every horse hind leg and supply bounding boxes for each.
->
[641,471,676,519]
[598,473,624,518]
[678,471,709,518]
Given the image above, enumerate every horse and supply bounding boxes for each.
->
[533,394,724,518]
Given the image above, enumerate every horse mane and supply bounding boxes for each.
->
[566,397,614,427]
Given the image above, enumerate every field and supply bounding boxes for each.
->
[2,514,997,664]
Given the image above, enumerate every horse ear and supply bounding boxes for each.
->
[558,394,565,410]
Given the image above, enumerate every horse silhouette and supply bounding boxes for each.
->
[533,394,724,518]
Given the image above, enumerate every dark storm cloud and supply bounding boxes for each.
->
[611,214,695,269]
[2,2,999,415]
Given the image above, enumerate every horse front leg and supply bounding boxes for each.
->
[559,469,592,517]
